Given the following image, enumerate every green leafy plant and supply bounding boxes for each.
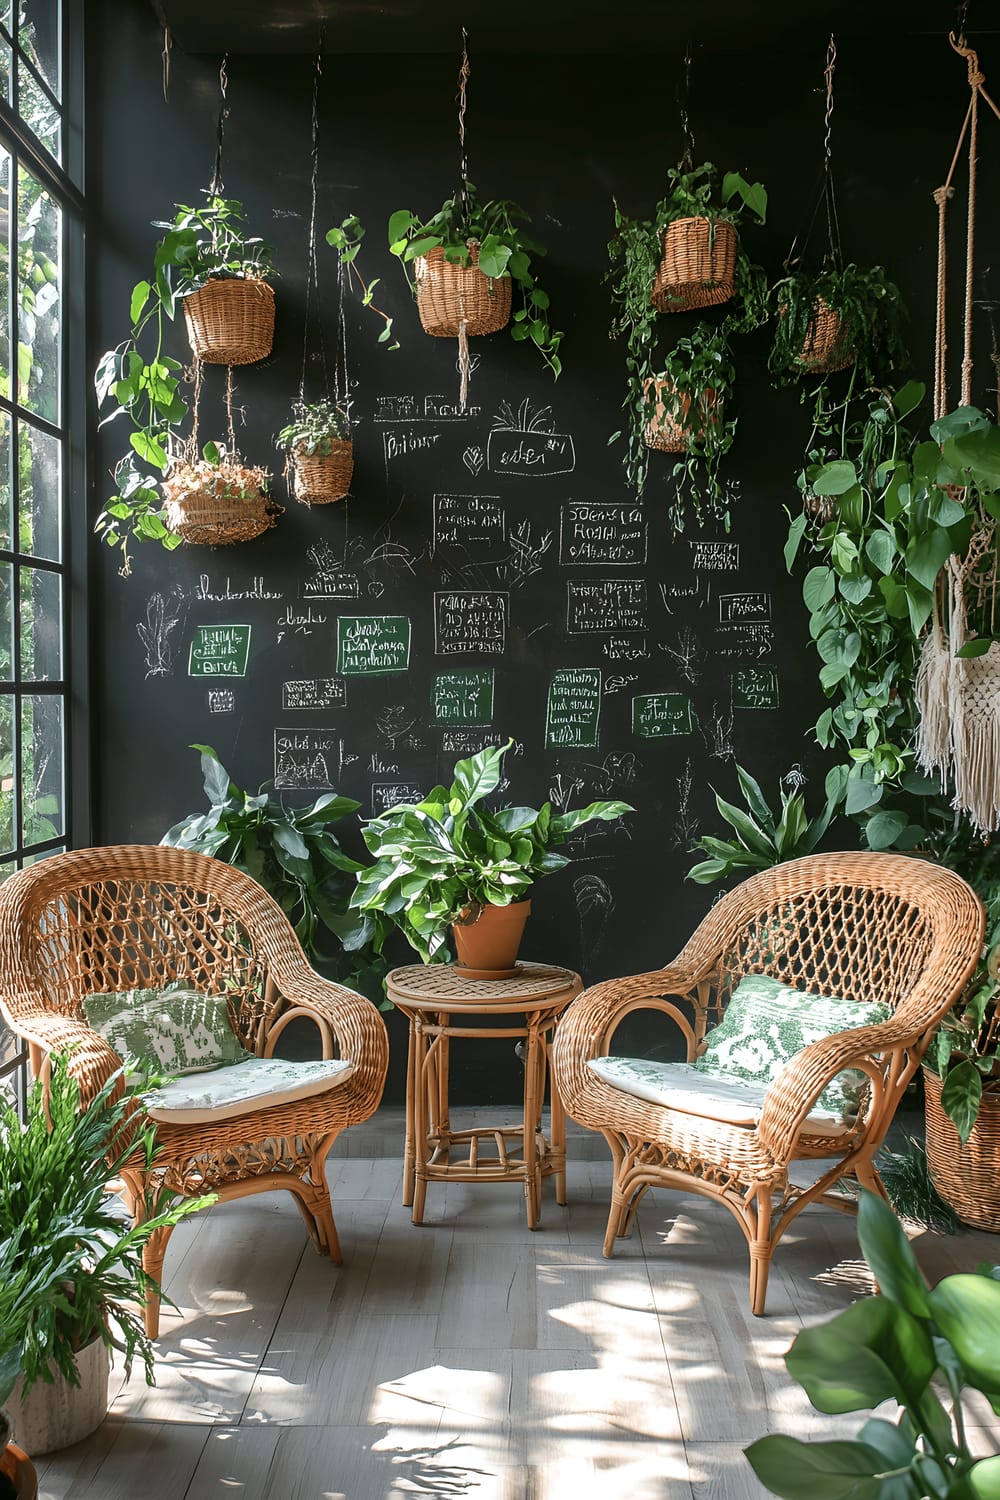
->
[745,1190,1000,1499]
[161,744,390,1005]
[769,262,908,387]
[387,186,562,376]
[325,214,398,348]
[0,1056,213,1407]
[277,398,350,454]
[644,322,739,533]
[350,741,633,964]
[686,763,844,884]
[94,194,275,572]
[607,161,767,506]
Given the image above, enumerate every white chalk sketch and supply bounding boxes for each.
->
[672,758,701,851]
[604,674,639,694]
[370,781,425,815]
[718,592,772,625]
[487,398,575,477]
[580,751,639,797]
[559,501,647,568]
[207,688,235,715]
[374,393,481,423]
[549,771,585,814]
[715,623,776,660]
[276,605,327,644]
[568,580,647,635]
[574,873,615,972]
[783,763,808,791]
[504,519,553,586]
[376,704,420,749]
[662,625,706,685]
[282,678,348,712]
[689,541,740,572]
[302,540,360,602]
[273,728,341,790]
[137,591,184,678]
[195,573,284,602]
[604,637,649,662]
[434,590,509,655]
[462,445,486,477]
[703,701,735,762]
[381,428,444,480]
[433,494,506,556]
[659,575,712,615]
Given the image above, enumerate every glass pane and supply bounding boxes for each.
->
[18,64,60,160]
[18,420,61,560]
[0,146,10,388]
[0,418,10,550]
[18,0,58,100]
[21,691,62,843]
[0,564,11,676]
[17,164,60,424]
[0,692,13,852]
[19,565,60,680]
[0,40,10,106]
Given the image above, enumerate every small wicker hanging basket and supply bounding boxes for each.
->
[288,440,354,505]
[795,296,854,373]
[643,377,717,452]
[923,1064,1000,1232]
[182,277,276,365]
[414,244,512,337]
[163,463,281,547]
[651,217,738,313]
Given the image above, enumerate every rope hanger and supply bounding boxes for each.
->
[298,35,349,414]
[783,35,842,274]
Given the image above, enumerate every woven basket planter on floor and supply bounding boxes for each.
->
[643,377,717,452]
[182,278,275,365]
[795,297,854,373]
[414,245,512,337]
[923,1064,1000,1232]
[164,484,280,548]
[289,441,354,505]
[651,217,737,313]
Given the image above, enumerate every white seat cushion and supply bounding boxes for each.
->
[587,1056,852,1138]
[143,1056,355,1123]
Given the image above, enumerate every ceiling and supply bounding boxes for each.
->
[149,0,981,55]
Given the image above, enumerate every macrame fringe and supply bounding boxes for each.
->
[914,623,953,777]
[950,645,1000,836]
[458,318,470,406]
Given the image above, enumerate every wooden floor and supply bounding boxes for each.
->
[33,1107,1000,1500]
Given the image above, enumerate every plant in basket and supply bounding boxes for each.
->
[349,741,633,973]
[161,437,280,550]
[278,399,354,506]
[769,260,908,383]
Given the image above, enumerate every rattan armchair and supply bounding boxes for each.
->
[0,845,389,1336]
[551,851,984,1315]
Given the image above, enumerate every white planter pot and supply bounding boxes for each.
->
[4,1337,109,1456]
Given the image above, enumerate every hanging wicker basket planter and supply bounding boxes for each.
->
[288,440,354,506]
[182,277,276,365]
[643,377,718,452]
[414,244,512,338]
[651,217,737,313]
[794,296,854,373]
[163,459,281,548]
[923,1064,1000,1231]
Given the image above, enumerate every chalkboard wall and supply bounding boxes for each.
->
[87,2,994,1101]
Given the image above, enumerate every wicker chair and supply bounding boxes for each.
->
[551,851,984,1315]
[0,845,389,1336]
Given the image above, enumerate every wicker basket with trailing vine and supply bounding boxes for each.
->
[794,296,854,374]
[288,441,354,505]
[182,277,276,365]
[651,218,737,313]
[923,1065,1000,1232]
[414,244,512,338]
[643,377,717,452]
[163,459,281,547]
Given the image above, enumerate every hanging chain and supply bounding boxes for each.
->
[822,34,843,266]
[678,43,695,172]
[208,54,229,198]
[457,28,471,227]
[300,41,332,407]
[956,0,969,46]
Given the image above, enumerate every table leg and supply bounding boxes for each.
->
[547,1025,567,1206]
[523,1013,546,1230]
[410,1017,429,1225]
[402,1007,417,1208]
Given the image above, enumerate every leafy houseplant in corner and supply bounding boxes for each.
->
[162,744,390,1007]
[745,1190,1000,1500]
[0,1058,212,1456]
[349,741,633,975]
[278,398,354,506]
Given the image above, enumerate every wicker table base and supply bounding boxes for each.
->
[386,961,582,1229]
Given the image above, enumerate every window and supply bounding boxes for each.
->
[0,0,84,1108]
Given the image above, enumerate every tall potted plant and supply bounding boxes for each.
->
[0,1059,212,1456]
[349,741,633,976]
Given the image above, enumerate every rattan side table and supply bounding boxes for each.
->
[386,961,583,1229]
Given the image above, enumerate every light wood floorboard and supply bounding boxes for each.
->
[30,1112,1000,1499]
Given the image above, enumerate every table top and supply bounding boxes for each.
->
[386,961,582,1014]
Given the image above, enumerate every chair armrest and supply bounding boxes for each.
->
[552,965,707,1130]
[261,956,389,1125]
[5,1009,123,1107]
[755,1016,917,1162]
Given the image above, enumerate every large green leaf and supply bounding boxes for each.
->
[804,566,837,612]
[856,1193,929,1319]
[192,744,235,806]
[744,1435,892,1500]
[927,1274,1000,1398]
[812,460,859,497]
[865,810,909,850]
[550,799,634,837]
[785,1297,935,1414]
[905,528,954,591]
[865,530,898,576]
[970,1457,1000,1498]
[939,1059,983,1144]
[450,742,509,811]
[713,796,776,857]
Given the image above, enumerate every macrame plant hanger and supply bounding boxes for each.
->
[915,23,1000,834]
[784,37,843,280]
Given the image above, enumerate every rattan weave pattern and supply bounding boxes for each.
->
[163,487,279,547]
[0,845,389,1335]
[181,278,275,365]
[387,961,576,1005]
[923,1065,1000,1230]
[551,851,984,1315]
[650,217,738,313]
[414,245,513,338]
[289,442,354,505]
[795,297,854,373]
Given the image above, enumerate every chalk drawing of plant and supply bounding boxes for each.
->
[663,625,705,685]
[503,520,553,586]
[574,873,614,972]
[703,700,735,762]
[492,398,555,433]
[672,758,701,851]
[376,705,418,750]
[137,591,183,678]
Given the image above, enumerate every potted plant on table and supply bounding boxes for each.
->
[0,1058,211,1458]
[278,398,354,506]
[349,741,633,975]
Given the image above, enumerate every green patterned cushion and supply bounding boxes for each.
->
[143,1056,355,1123]
[82,986,252,1076]
[693,974,892,1120]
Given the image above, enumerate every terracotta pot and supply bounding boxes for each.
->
[452,899,531,979]
[4,1337,109,1456]
[643,377,718,452]
[0,1442,37,1500]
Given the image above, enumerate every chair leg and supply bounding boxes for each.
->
[747,1188,774,1318]
[142,1226,173,1339]
[853,1157,890,1203]
[290,1179,343,1264]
